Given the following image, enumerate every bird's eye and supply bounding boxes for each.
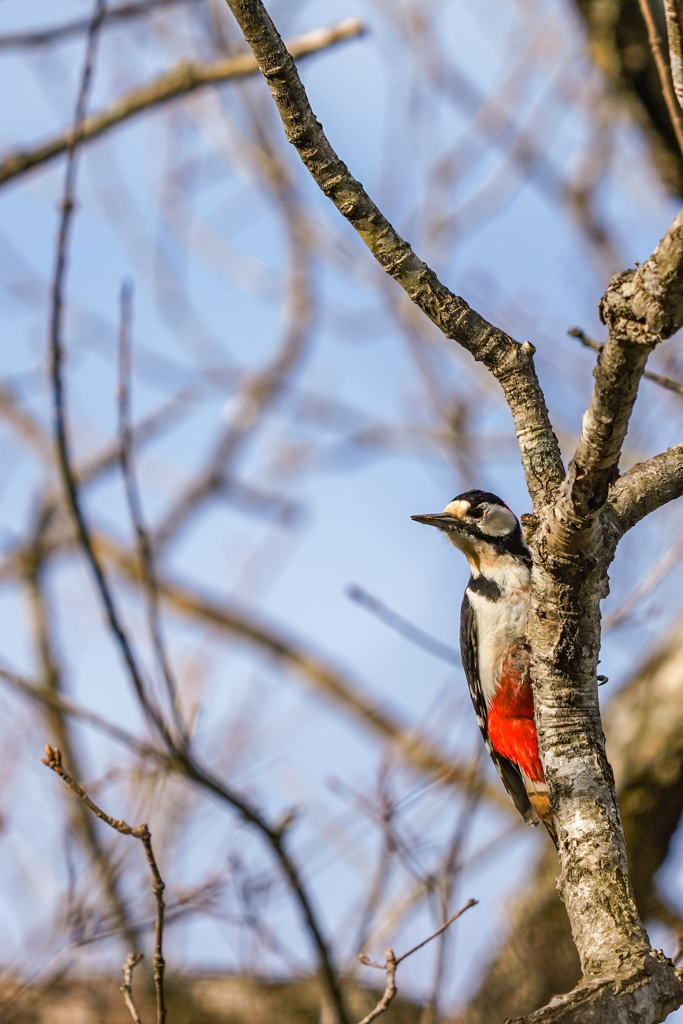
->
[469,506,484,519]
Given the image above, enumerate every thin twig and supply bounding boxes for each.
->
[120,952,144,1024]
[357,949,397,1024]
[47,0,174,746]
[141,834,166,1024]
[0,19,365,188]
[394,898,478,965]
[153,120,314,551]
[42,746,167,1024]
[664,1,683,110]
[347,586,461,666]
[0,663,164,762]
[638,0,683,157]
[357,899,478,1024]
[568,327,683,398]
[5,652,344,1024]
[25,529,140,950]
[603,531,683,631]
[0,0,199,50]
[117,282,186,741]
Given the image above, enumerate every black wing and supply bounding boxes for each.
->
[459,592,536,825]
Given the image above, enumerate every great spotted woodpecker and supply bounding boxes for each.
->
[412,490,556,843]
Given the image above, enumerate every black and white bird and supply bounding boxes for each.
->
[412,489,555,842]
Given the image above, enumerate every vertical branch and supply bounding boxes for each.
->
[24,522,140,951]
[46,0,174,746]
[140,829,167,1024]
[42,746,166,1024]
[120,952,144,1024]
[117,282,185,742]
[665,0,683,110]
[639,0,683,155]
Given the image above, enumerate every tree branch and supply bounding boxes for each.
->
[357,899,477,1024]
[120,952,144,1024]
[639,0,683,158]
[221,0,564,510]
[0,19,365,188]
[568,326,683,399]
[608,444,683,535]
[664,1,683,112]
[0,0,200,50]
[508,959,683,1024]
[551,206,683,536]
[42,746,167,1024]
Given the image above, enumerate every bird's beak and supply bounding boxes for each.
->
[411,513,457,530]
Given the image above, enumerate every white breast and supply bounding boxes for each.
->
[467,559,530,706]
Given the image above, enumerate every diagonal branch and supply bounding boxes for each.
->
[357,899,478,1024]
[120,952,144,1024]
[0,0,200,51]
[551,205,683,536]
[568,326,683,399]
[221,0,564,510]
[42,746,167,1024]
[639,0,683,158]
[0,19,365,188]
[664,0,683,112]
[608,444,683,535]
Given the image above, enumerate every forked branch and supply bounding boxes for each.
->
[222,0,564,510]
[357,899,477,1024]
[41,746,167,1024]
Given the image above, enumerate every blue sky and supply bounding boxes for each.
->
[1,0,683,1016]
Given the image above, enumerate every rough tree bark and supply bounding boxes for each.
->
[457,615,683,1022]
[218,2,683,1021]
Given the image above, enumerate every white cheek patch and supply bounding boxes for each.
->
[443,499,469,517]
[481,503,518,536]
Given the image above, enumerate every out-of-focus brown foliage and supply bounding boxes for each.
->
[0,976,423,1024]
[574,0,683,194]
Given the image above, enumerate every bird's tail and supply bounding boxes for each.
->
[525,777,558,847]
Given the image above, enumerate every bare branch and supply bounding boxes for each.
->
[393,898,478,965]
[608,444,683,535]
[42,747,167,1024]
[24,529,140,951]
[347,586,460,666]
[357,899,478,1024]
[640,0,683,156]
[506,960,683,1024]
[222,0,564,510]
[117,282,185,741]
[547,206,683,540]
[664,1,683,111]
[357,949,397,1024]
[47,0,173,744]
[120,953,144,1024]
[46,0,171,745]
[568,326,683,399]
[0,19,365,188]
[0,0,199,50]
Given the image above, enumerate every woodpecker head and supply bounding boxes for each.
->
[411,489,530,573]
